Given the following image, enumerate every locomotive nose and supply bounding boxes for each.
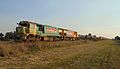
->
[16,26,27,34]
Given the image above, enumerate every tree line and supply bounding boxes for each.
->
[0,32,21,41]
[0,32,109,41]
[115,36,120,40]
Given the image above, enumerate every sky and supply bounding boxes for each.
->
[0,0,120,38]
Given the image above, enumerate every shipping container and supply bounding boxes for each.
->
[66,30,74,37]
[64,29,77,38]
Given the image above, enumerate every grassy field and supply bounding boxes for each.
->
[0,40,120,69]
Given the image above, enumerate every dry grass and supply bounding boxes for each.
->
[31,40,120,69]
[0,40,120,69]
[0,40,86,57]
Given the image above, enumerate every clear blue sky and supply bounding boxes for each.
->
[0,0,120,38]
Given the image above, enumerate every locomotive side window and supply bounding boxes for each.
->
[37,25,43,31]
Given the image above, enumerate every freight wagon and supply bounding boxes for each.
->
[16,21,78,41]
[58,28,77,40]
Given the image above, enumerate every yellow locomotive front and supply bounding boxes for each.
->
[16,21,37,40]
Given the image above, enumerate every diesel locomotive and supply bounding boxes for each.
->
[16,21,78,41]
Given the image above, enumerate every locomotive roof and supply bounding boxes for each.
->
[19,21,43,25]
[19,21,77,32]
[58,28,77,32]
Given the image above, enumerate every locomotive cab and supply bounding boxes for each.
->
[16,21,29,34]
[16,21,30,40]
[16,21,39,40]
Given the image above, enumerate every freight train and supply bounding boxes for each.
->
[16,21,78,41]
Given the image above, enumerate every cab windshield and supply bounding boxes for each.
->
[19,21,29,27]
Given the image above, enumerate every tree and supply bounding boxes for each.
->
[115,36,120,40]
[0,33,4,41]
[92,35,97,41]
[87,33,92,39]
[0,33,4,38]
[5,32,15,40]
[88,33,92,36]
